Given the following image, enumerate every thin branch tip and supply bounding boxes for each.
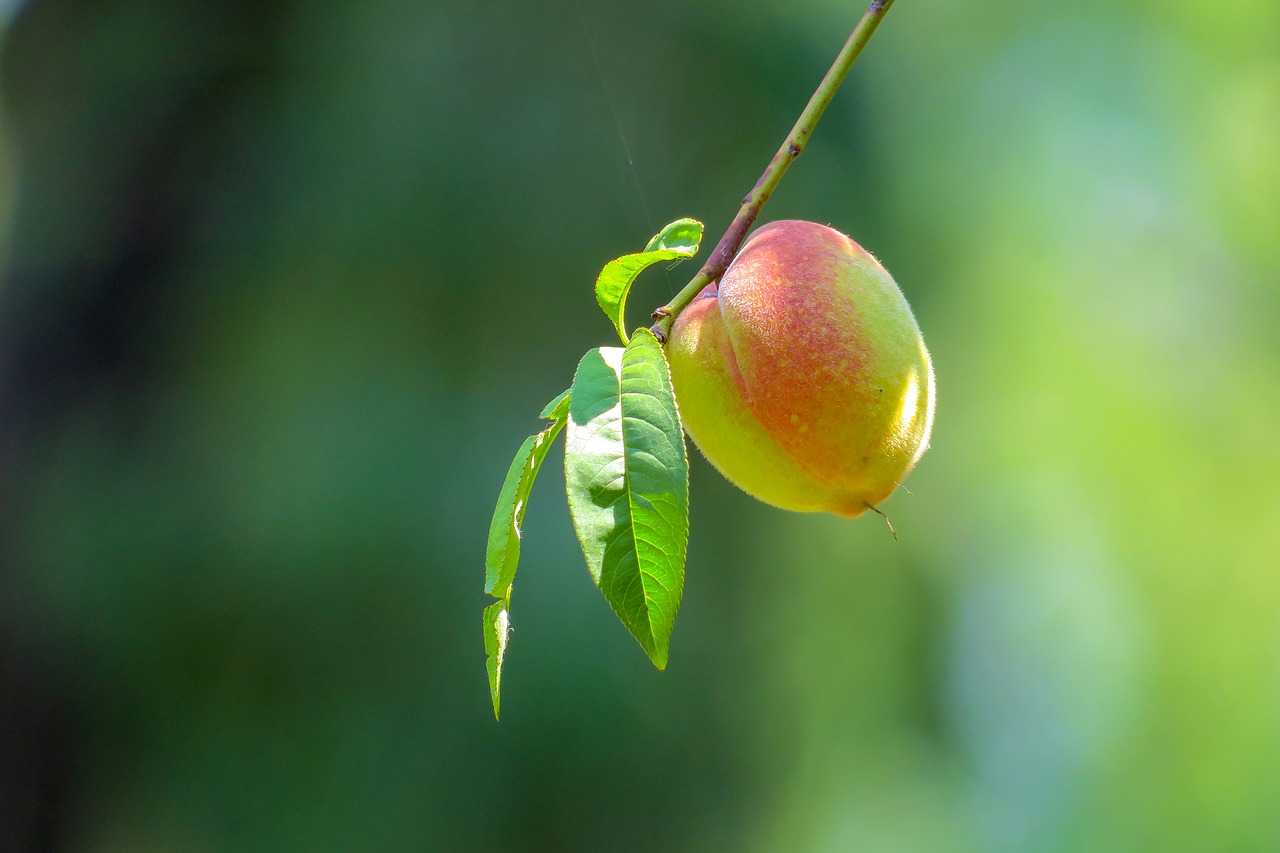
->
[643,0,895,333]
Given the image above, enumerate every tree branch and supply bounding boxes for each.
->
[650,0,896,341]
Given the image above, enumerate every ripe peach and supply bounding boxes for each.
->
[666,220,934,517]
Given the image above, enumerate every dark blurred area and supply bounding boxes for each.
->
[1,0,1278,850]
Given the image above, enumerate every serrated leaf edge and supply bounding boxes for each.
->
[564,331,689,669]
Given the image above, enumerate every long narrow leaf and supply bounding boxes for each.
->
[482,390,570,718]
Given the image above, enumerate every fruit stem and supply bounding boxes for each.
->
[650,0,896,341]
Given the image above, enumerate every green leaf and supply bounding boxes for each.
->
[595,218,704,345]
[643,217,704,254]
[539,388,571,420]
[483,389,570,719]
[564,329,689,669]
[483,598,511,719]
[484,413,567,596]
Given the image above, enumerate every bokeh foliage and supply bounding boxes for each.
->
[1,0,1278,850]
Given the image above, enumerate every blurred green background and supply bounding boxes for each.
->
[1,0,1278,850]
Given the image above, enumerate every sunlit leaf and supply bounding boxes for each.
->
[482,390,570,718]
[539,388,571,420]
[564,329,688,668]
[482,598,511,719]
[595,218,704,344]
[642,217,703,254]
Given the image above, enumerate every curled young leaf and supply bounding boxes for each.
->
[595,218,704,344]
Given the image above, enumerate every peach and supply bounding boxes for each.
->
[666,220,934,517]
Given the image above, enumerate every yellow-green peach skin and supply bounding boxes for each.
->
[666,220,934,517]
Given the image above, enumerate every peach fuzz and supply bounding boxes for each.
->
[665,220,934,517]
